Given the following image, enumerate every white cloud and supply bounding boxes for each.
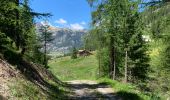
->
[41,21,52,26]
[80,21,86,25]
[55,18,67,24]
[55,26,60,28]
[70,23,84,30]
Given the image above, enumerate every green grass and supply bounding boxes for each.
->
[48,55,98,81]
[9,78,48,100]
[98,78,151,100]
[8,73,68,100]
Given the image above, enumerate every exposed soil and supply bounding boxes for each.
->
[0,59,18,100]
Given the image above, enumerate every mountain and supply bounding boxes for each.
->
[36,23,87,56]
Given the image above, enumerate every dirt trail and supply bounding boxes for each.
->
[66,80,121,100]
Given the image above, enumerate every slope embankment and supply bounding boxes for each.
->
[0,57,67,99]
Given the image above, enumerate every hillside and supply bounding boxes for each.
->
[0,59,47,99]
[0,52,67,99]
[36,23,87,56]
[0,59,17,99]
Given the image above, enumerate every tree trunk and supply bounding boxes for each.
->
[15,0,20,49]
[21,48,26,55]
[44,28,47,68]
[98,49,101,77]
[124,50,128,83]
[110,38,116,80]
[113,48,116,80]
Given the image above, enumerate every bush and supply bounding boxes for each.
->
[71,47,77,59]
[96,48,110,77]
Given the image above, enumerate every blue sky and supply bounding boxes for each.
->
[30,0,91,30]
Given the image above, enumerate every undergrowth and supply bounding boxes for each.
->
[98,78,151,100]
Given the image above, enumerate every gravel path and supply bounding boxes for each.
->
[66,80,121,100]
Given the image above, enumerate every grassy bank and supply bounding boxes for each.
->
[98,78,151,100]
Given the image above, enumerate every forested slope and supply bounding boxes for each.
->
[142,2,170,98]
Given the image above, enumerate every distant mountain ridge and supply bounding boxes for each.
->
[36,23,87,56]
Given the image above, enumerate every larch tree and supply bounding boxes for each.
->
[38,22,54,68]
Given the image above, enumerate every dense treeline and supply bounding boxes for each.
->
[86,0,149,82]
[142,1,170,98]
[0,0,51,67]
[85,0,170,98]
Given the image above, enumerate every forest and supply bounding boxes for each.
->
[0,0,170,99]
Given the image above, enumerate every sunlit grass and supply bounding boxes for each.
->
[48,55,98,81]
[98,78,151,100]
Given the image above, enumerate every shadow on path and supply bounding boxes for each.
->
[66,80,142,100]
